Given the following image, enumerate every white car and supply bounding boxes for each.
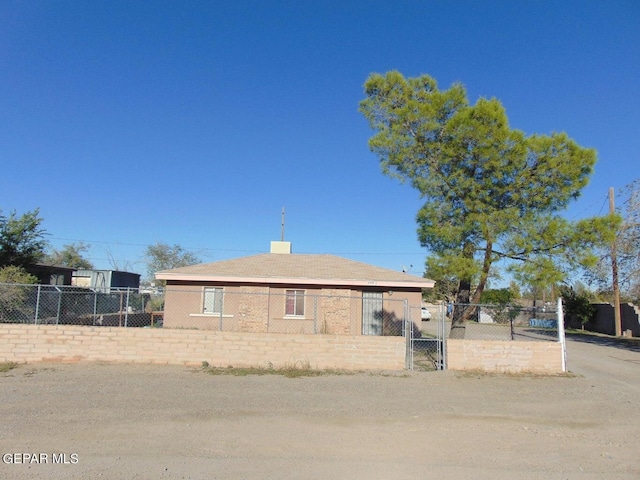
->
[421,307,432,321]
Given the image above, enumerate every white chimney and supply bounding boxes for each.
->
[270,241,292,254]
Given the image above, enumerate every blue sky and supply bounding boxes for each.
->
[1,1,638,279]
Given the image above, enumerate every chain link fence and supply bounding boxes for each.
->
[0,283,567,373]
[448,303,561,341]
[0,284,413,336]
[0,283,163,327]
[406,301,564,371]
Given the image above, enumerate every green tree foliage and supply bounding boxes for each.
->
[422,263,457,303]
[479,288,520,325]
[0,265,38,322]
[480,288,514,305]
[559,284,596,327]
[0,209,47,269]
[0,265,38,284]
[144,242,201,285]
[508,280,521,300]
[359,71,619,337]
[47,242,94,269]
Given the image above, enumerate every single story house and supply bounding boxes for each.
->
[155,241,434,336]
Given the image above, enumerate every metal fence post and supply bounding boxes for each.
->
[440,301,447,370]
[557,297,567,372]
[34,285,41,325]
[404,299,411,370]
[93,290,98,325]
[124,288,130,327]
[510,316,515,341]
[56,288,62,325]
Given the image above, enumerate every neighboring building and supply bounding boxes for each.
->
[155,241,434,335]
[586,303,640,337]
[73,270,141,293]
[25,263,75,285]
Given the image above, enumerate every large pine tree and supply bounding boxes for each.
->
[359,71,618,337]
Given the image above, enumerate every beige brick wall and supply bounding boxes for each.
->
[236,286,270,332]
[162,285,421,336]
[447,339,564,374]
[317,289,353,334]
[0,325,405,371]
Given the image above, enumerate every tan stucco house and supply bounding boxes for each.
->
[155,242,434,335]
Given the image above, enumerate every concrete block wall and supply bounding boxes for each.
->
[587,303,640,337]
[447,339,564,374]
[0,325,406,371]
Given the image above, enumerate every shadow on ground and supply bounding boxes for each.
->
[565,331,640,353]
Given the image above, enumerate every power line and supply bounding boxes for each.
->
[49,236,261,253]
[48,237,428,257]
[597,194,609,216]
[567,193,609,220]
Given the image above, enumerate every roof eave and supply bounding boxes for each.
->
[155,273,434,289]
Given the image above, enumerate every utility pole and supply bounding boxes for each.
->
[609,187,622,336]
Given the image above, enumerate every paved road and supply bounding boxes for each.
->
[565,332,640,396]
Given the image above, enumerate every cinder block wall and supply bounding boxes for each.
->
[0,325,405,371]
[587,303,640,337]
[447,339,564,374]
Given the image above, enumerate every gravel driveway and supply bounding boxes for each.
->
[1,334,638,479]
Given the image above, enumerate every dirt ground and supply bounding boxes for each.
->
[1,334,639,480]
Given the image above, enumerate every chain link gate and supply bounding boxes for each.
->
[407,302,446,371]
[406,301,565,372]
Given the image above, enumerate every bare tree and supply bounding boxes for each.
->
[144,242,201,285]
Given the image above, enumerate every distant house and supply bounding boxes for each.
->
[155,241,434,335]
[25,263,75,285]
[72,270,141,293]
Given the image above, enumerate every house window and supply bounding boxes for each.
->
[285,290,305,317]
[203,287,224,314]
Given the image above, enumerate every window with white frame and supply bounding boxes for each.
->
[285,289,305,317]
[203,287,224,314]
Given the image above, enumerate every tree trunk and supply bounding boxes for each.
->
[450,278,470,339]
[471,240,492,305]
[449,241,493,339]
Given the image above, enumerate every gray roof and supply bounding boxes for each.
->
[156,253,434,289]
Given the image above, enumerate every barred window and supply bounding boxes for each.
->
[285,290,305,316]
[203,287,224,314]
